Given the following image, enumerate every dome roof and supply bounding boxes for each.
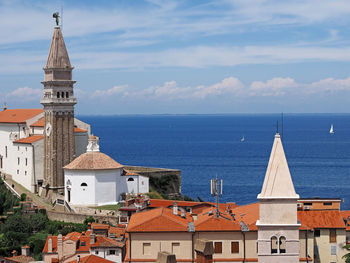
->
[64,152,123,170]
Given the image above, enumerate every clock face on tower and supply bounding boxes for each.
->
[45,123,52,136]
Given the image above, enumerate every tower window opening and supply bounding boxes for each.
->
[61,92,64,98]
[57,92,60,98]
[128,178,134,182]
[271,236,278,254]
[81,183,87,187]
[66,92,69,98]
[279,236,286,253]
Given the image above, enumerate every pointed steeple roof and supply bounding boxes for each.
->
[258,133,299,199]
[45,27,71,69]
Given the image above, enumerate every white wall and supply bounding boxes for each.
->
[0,123,36,192]
[90,247,122,263]
[138,175,149,193]
[64,170,96,205]
[95,169,120,205]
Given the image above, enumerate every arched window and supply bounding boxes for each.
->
[61,92,64,98]
[66,179,71,186]
[57,92,60,98]
[279,236,286,253]
[271,236,278,254]
[81,182,88,187]
[127,178,134,182]
[66,92,69,98]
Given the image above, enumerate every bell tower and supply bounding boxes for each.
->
[41,25,77,191]
[256,133,300,263]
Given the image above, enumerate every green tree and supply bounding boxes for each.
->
[343,244,350,263]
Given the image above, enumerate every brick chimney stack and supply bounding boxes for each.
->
[156,251,176,263]
[195,239,214,263]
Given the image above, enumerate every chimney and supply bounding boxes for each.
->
[57,234,63,259]
[3,102,7,111]
[195,239,214,263]
[21,245,30,256]
[181,211,186,218]
[48,238,53,253]
[173,202,178,215]
[12,250,18,257]
[156,251,176,263]
[90,233,95,245]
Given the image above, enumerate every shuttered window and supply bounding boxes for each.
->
[231,241,239,253]
[214,242,222,254]
[271,236,278,254]
[330,229,336,243]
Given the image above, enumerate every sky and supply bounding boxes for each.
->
[1,0,350,114]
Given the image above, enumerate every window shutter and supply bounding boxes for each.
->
[214,242,222,254]
[231,242,239,253]
[329,229,336,243]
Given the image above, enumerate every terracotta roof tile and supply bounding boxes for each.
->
[74,127,87,133]
[340,211,350,231]
[5,255,35,263]
[13,135,44,144]
[68,255,115,263]
[127,207,191,232]
[91,223,109,230]
[0,109,43,123]
[298,210,345,229]
[64,152,123,170]
[91,236,124,248]
[30,117,44,127]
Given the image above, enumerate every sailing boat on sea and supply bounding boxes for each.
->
[330,124,334,134]
[241,136,245,142]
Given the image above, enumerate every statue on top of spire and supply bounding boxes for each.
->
[53,12,60,26]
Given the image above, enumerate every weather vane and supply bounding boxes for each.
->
[53,12,60,26]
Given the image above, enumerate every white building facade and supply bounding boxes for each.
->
[64,136,149,206]
[0,108,89,193]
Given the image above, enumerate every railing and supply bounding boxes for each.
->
[53,198,74,213]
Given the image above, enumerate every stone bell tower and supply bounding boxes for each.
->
[256,133,300,263]
[41,25,77,191]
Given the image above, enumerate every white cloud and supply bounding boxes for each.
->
[5,87,41,101]
[86,76,350,103]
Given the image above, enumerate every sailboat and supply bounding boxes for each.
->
[240,136,245,142]
[329,124,334,134]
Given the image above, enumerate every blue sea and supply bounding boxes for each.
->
[78,114,350,210]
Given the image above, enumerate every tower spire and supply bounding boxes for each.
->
[45,27,71,69]
[41,26,76,194]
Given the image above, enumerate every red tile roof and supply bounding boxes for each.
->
[148,199,202,208]
[64,152,123,170]
[91,223,109,230]
[31,118,44,127]
[68,255,115,263]
[340,211,350,230]
[298,210,345,229]
[5,255,35,263]
[13,135,44,144]
[75,127,87,133]
[127,207,191,232]
[90,236,124,248]
[0,109,43,123]
[43,230,124,254]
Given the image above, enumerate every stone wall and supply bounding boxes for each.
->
[124,166,181,194]
[47,210,119,225]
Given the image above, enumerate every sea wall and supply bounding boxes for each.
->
[124,165,181,194]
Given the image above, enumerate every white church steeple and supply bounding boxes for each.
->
[257,133,300,263]
[258,133,299,199]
